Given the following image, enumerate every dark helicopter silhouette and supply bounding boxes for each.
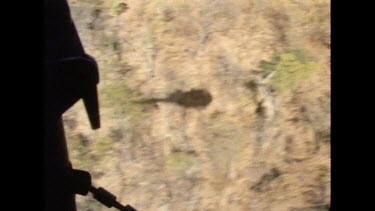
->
[134,88,213,108]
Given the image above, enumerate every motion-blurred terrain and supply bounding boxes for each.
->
[63,0,330,210]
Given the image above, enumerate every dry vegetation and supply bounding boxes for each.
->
[64,0,330,210]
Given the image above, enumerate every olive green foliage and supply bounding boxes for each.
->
[67,132,114,171]
[100,84,151,123]
[262,51,319,93]
[165,151,196,178]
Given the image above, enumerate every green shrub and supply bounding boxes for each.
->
[100,84,150,123]
[165,151,196,178]
[261,52,320,93]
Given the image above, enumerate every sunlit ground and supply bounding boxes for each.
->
[64,0,330,210]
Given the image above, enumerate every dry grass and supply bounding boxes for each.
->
[65,0,330,210]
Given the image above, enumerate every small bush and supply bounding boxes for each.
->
[100,84,150,123]
[165,151,196,178]
[260,51,320,93]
